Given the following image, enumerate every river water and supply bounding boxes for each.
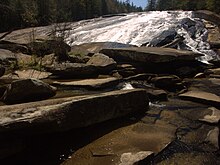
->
[64,11,217,62]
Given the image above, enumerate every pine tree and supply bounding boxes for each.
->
[146,0,156,11]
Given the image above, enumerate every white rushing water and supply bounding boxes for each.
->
[64,11,217,62]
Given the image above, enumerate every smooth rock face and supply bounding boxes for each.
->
[0,49,17,65]
[119,151,154,165]
[100,47,202,63]
[150,75,185,92]
[179,90,220,107]
[0,89,148,133]
[62,122,175,165]
[207,68,220,75]
[46,62,98,78]
[2,79,56,104]
[53,77,120,89]
[199,107,220,124]
[87,53,117,73]
[2,69,51,80]
[205,127,219,149]
[193,10,220,27]
[26,39,71,56]
[71,42,135,56]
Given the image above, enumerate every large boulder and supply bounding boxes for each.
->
[2,69,52,80]
[86,53,117,73]
[26,39,71,57]
[180,18,201,38]
[129,82,168,101]
[179,90,220,108]
[149,75,186,92]
[100,47,206,76]
[71,42,135,56]
[0,49,17,65]
[2,79,56,104]
[46,62,98,78]
[0,89,148,133]
[148,29,178,47]
[0,40,29,54]
[53,77,120,89]
[100,47,202,63]
[193,10,220,27]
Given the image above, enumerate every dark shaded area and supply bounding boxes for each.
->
[0,114,143,165]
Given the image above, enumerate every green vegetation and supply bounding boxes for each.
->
[147,0,220,13]
[0,0,142,33]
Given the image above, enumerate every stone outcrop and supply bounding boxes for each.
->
[0,89,148,133]
[53,77,120,89]
[148,29,178,47]
[100,47,202,63]
[0,40,29,54]
[2,69,51,80]
[128,81,168,101]
[0,49,17,65]
[62,122,176,165]
[2,79,56,104]
[26,39,71,57]
[150,75,185,92]
[199,107,220,124]
[46,62,98,78]
[193,10,220,27]
[71,42,135,56]
[86,53,117,73]
[179,90,220,107]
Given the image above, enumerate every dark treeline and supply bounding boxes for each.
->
[147,0,220,14]
[0,0,142,32]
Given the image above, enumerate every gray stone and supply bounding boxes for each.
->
[61,122,175,165]
[150,75,185,92]
[179,90,220,107]
[148,29,177,47]
[2,69,51,80]
[119,151,154,165]
[100,47,202,63]
[193,10,220,27]
[53,77,121,89]
[205,127,219,149]
[2,79,56,104]
[46,62,98,78]
[87,53,117,73]
[0,89,148,133]
[199,107,220,124]
[0,49,17,65]
[71,42,135,56]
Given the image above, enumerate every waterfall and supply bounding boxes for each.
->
[65,11,217,62]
